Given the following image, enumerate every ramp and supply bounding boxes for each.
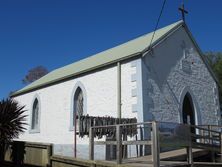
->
[89,121,222,167]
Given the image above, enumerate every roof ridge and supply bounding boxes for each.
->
[48,20,184,74]
[11,20,183,97]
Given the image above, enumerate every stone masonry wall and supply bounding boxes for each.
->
[142,26,220,125]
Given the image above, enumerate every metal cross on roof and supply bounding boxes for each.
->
[178,3,188,22]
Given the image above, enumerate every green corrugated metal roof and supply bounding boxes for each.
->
[12,20,183,97]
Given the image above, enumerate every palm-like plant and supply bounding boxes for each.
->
[0,98,27,164]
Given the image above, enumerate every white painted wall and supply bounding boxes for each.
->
[142,26,220,126]
[14,60,139,159]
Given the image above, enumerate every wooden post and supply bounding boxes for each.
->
[203,128,206,144]
[187,146,193,167]
[220,133,222,162]
[116,125,122,164]
[208,125,215,162]
[208,125,213,145]
[89,127,94,160]
[200,129,204,144]
[151,121,160,167]
[187,124,193,167]
[139,126,144,156]
[74,111,77,158]
[47,144,53,167]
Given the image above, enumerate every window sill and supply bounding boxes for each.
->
[29,129,40,134]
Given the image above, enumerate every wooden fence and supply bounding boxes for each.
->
[50,155,117,167]
[5,141,52,167]
[3,122,222,167]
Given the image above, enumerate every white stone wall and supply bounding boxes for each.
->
[142,26,220,125]
[13,60,139,159]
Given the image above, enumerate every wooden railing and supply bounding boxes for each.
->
[89,121,222,167]
[89,121,159,167]
[190,125,221,151]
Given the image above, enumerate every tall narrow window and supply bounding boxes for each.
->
[74,87,83,126]
[31,98,40,130]
[70,82,87,131]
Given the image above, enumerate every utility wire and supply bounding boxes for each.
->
[148,0,167,50]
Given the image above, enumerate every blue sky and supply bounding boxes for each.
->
[0,0,222,99]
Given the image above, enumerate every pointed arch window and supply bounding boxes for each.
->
[30,98,40,132]
[73,87,84,126]
[70,82,87,131]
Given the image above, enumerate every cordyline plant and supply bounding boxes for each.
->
[0,98,27,164]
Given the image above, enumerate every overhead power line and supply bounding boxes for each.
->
[148,0,167,51]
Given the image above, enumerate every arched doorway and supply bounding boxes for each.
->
[182,93,196,126]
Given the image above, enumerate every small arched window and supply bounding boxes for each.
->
[73,87,84,125]
[70,82,87,131]
[31,98,40,131]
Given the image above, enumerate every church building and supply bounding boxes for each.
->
[11,20,221,158]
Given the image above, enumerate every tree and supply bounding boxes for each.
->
[0,99,27,165]
[22,66,48,84]
[212,58,222,87]
[205,52,222,114]
[205,52,222,87]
